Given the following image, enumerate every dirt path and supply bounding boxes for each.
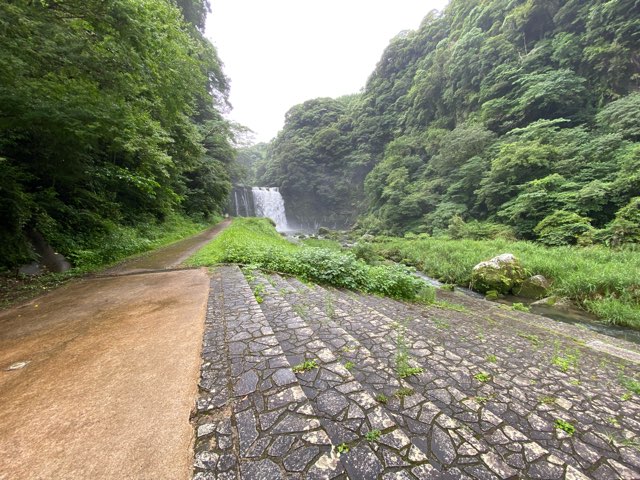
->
[0,220,230,480]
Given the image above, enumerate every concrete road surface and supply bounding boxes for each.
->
[0,221,229,479]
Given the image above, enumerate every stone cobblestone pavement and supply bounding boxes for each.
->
[193,268,344,479]
[279,276,594,479]
[336,286,640,478]
[253,273,447,480]
[193,266,640,479]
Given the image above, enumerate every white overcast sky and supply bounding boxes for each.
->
[206,1,450,143]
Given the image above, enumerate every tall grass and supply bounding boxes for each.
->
[372,237,640,329]
[187,217,298,267]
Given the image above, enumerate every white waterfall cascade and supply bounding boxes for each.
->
[252,187,289,231]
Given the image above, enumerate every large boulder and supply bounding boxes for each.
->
[515,275,551,299]
[470,253,526,294]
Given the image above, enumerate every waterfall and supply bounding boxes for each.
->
[229,186,255,217]
[233,190,241,215]
[252,187,289,231]
[228,185,289,232]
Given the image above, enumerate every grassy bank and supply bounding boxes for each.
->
[187,218,431,300]
[67,213,216,271]
[0,214,218,308]
[369,236,640,329]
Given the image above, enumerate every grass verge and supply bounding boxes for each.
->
[187,218,432,300]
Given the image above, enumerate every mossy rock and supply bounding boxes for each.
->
[470,253,526,295]
[532,296,575,311]
[485,290,500,300]
[515,275,551,299]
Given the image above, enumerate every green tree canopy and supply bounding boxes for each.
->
[0,0,235,268]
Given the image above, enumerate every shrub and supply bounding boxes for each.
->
[52,213,210,270]
[290,249,368,290]
[447,215,515,241]
[0,159,35,270]
[534,211,593,246]
[604,197,640,247]
[302,238,343,250]
[367,263,427,299]
[352,242,383,264]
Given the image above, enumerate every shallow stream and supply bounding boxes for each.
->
[415,272,640,345]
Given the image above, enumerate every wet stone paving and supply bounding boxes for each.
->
[192,266,640,479]
[335,287,640,478]
[193,268,344,479]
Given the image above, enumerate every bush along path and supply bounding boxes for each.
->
[192,264,640,479]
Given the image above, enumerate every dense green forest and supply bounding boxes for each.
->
[235,142,268,185]
[254,0,640,244]
[0,0,235,270]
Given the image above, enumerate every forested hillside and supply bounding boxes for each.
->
[0,0,235,269]
[259,95,370,228]
[259,0,640,244]
[235,142,268,186]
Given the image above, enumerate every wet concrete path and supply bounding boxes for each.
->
[0,220,230,480]
[103,218,231,275]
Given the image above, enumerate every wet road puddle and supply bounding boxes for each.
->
[4,361,30,371]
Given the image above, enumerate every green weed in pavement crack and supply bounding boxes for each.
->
[365,430,381,442]
[619,375,640,395]
[539,396,556,405]
[474,372,491,382]
[336,443,349,454]
[395,320,423,379]
[518,333,541,347]
[511,302,530,312]
[324,295,336,319]
[375,393,389,403]
[252,283,265,304]
[554,418,575,436]
[551,342,580,373]
[434,301,469,313]
[292,303,308,318]
[292,359,318,373]
[433,318,451,329]
[395,387,415,398]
